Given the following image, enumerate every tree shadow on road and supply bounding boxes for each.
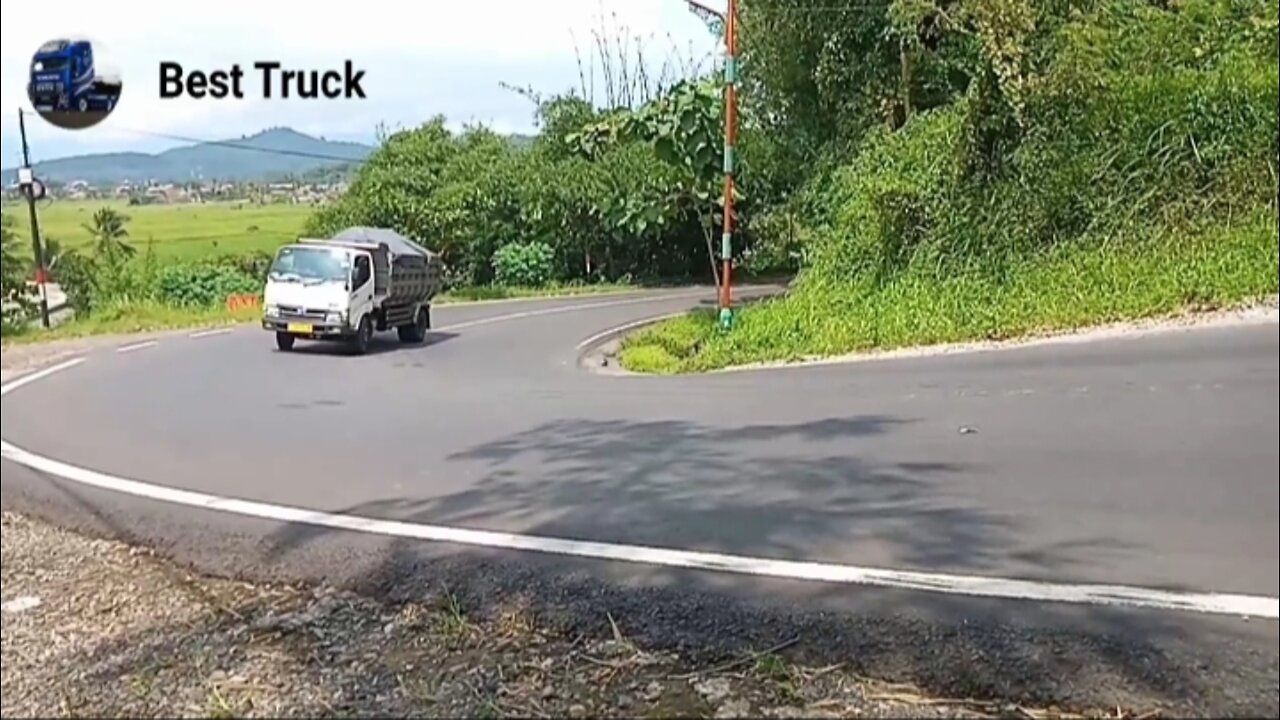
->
[268,414,1022,571]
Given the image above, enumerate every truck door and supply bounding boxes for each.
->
[69,54,84,109]
[351,254,376,326]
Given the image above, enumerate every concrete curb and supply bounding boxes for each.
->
[576,311,691,376]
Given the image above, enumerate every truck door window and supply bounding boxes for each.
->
[354,257,372,288]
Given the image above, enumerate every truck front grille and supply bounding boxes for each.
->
[277,305,328,319]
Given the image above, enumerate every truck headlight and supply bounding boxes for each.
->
[325,311,345,325]
[265,304,281,317]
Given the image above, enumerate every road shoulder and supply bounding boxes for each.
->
[3,510,1075,719]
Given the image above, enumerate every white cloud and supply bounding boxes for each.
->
[1,0,719,162]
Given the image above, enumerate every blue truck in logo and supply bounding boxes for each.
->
[27,38,121,113]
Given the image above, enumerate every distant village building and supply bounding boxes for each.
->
[64,180,92,200]
[143,184,187,204]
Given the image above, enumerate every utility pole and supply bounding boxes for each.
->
[720,0,739,330]
[686,0,740,330]
[17,109,51,329]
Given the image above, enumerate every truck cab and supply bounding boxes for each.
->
[28,38,121,113]
[262,233,439,354]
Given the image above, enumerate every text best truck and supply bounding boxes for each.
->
[262,227,444,354]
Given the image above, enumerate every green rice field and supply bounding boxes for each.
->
[0,199,311,260]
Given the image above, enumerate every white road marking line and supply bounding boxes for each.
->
[0,358,86,396]
[116,340,158,354]
[439,291,712,333]
[189,328,233,339]
[437,289,641,307]
[2,355,1277,621]
[576,312,690,350]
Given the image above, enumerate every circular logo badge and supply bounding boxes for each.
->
[27,35,123,130]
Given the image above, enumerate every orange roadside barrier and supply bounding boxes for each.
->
[226,293,262,312]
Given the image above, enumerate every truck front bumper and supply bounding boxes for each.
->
[262,317,351,338]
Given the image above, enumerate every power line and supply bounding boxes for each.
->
[111,127,370,165]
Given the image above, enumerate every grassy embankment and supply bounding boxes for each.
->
[621,214,1278,374]
[619,2,1279,374]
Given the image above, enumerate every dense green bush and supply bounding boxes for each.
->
[492,242,555,287]
[620,0,1279,372]
[2,214,32,335]
[790,0,1279,293]
[307,82,784,287]
[53,242,264,318]
[156,262,262,307]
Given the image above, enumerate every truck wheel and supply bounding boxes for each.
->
[397,307,429,344]
[275,332,296,351]
[77,97,88,112]
[351,316,374,355]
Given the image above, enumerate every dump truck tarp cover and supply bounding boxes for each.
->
[329,227,435,258]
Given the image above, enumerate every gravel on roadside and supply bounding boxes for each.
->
[1,512,1139,719]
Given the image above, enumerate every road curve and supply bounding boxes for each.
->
[3,288,1277,715]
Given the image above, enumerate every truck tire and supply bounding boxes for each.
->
[77,96,88,112]
[275,332,296,351]
[397,307,429,344]
[350,315,374,355]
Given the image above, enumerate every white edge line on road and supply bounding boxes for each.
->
[576,312,690,350]
[0,358,86,397]
[116,340,158,354]
[436,288,645,307]
[189,328,234,339]
[438,291,712,333]
[2,358,1277,621]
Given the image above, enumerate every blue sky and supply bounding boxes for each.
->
[0,0,720,166]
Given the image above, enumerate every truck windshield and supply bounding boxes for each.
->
[269,246,350,283]
[33,57,69,72]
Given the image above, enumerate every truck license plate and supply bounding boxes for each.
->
[286,322,313,334]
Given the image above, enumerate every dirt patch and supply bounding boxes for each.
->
[1,512,1140,719]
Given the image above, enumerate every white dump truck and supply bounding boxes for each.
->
[261,227,444,354]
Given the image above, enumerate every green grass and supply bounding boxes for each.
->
[1,300,262,346]
[619,213,1279,374]
[1,199,310,260]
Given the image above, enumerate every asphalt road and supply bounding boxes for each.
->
[3,287,1277,716]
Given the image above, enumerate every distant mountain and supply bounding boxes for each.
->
[2,128,374,186]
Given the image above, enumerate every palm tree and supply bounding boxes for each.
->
[83,207,135,260]
[40,236,64,276]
